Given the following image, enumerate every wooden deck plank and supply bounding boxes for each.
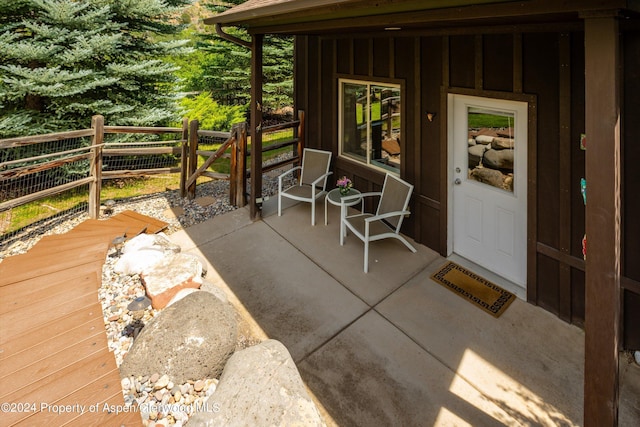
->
[1,316,105,378]
[11,367,125,426]
[0,269,95,313]
[33,235,114,252]
[1,294,101,344]
[0,249,105,286]
[0,350,119,425]
[61,389,142,427]
[1,329,109,393]
[0,305,102,356]
[63,403,142,427]
[114,210,168,233]
[0,270,97,315]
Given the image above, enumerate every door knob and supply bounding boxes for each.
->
[454,178,461,185]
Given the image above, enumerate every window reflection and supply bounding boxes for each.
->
[340,80,401,173]
[467,107,514,192]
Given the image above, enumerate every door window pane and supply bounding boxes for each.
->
[467,107,514,192]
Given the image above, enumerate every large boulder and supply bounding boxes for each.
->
[120,291,238,384]
[141,252,204,309]
[474,134,494,145]
[114,233,180,275]
[483,148,514,171]
[122,233,181,254]
[187,340,324,427]
[491,136,514,150]
[470,167,512,191]
[468,144,488,168]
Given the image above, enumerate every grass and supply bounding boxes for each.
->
[198,128,295,174]
[1,176,183,235]
[468,112,513,129]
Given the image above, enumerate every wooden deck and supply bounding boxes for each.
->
[0,211,167,426]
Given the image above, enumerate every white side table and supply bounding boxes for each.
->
[325,188,362,226]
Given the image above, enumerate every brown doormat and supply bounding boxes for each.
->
[430,261,515,318]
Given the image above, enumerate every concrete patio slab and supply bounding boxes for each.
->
[168,206,253,251]
[298,310,514,427]
[376,259,584,426]
[264,202,439,306]
[620,359,640,425]
[185,218,369,361]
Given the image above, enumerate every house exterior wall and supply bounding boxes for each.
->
[294,23,640,346]
[623,26,640,350]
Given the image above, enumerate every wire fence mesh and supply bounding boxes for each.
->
[0,136,93,253]
[102,131,183,175]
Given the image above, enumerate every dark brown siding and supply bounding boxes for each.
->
[449,35,475,88]
[320,39,334,152]
[294,23,640,343]
[418,36,443,250]
[623,27,640,349]
[483,34,513,92]
[570,33,586,326]
[524,33,560,250]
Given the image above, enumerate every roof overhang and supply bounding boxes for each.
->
[204,0,640,35]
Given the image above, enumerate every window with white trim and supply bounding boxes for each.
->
[338,79,401,174]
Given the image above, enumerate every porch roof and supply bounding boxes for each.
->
[203,0,639,34]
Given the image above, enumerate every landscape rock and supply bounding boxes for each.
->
[483,148,514,171]
[141,252,204,309]
[167,288,201,307]
[187,340,324,427]
[468,144,488,168]
[114,233,181,275]
[474,134,494,145]
[491,136,514,150]
[200,280,229,304]
[470,167,512,190]
[114,249,165,275]
[120,291,238,384]
[496,127,514,138]
[122,233,180,254]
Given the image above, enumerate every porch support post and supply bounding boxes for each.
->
[583,15,621,426]
[250,33,264,220]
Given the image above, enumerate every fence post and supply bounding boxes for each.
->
[229,123,238,205]
[237,122,247,207]
[229,123,242,207]
[89,115,104,219]
[179,117,189,198]
[187,119,199,200]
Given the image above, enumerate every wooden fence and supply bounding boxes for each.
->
[0,112,305,236]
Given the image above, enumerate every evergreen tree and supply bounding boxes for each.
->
[0,0,192,137]
[193,0,294,113]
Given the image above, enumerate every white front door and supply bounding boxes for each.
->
[448,94,528,287]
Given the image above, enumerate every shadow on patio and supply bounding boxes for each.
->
[169,199,640,427]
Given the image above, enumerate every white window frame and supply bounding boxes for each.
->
[338,78,402,175]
